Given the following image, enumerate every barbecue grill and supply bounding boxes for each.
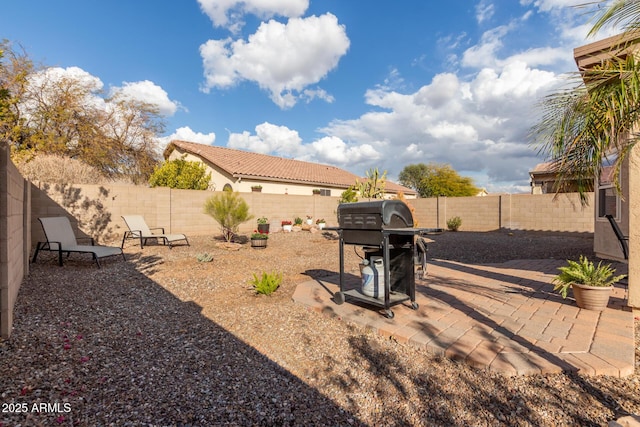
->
[331,200,432,318]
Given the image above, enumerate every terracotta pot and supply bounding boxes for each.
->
[571,283,612,311]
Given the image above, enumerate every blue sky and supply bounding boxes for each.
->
[1,0,615,192]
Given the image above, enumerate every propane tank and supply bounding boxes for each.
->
[361,256,385,299]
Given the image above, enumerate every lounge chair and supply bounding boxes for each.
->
[32,217,125,268]
[121,215,189,249]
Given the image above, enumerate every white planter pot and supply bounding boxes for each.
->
[306,219,313,225]
[317,222,325,230]
[282,224,292,232]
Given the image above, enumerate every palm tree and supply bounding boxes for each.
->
[531,0,640,201]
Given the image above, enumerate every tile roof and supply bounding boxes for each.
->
[165,140,416,195]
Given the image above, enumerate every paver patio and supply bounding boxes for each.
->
[293,258,635,377]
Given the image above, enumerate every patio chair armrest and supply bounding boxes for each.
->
[127,229,143,237]
[77,236,96,245]
[149,227,165,233]
[47,240,63,251]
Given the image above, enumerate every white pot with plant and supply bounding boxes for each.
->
[552,255,625,311]
[281,220,292,232]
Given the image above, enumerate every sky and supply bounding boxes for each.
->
[0,0,619,193]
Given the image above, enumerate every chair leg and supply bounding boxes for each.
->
[32,242,43,263]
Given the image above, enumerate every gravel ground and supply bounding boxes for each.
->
[1,229,638,426]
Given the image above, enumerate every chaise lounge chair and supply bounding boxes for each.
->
[32,217,126,268]
[121,215,189,249]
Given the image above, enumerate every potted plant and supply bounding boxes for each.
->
[257,217,269,234]
[250,230,268,248]
[312,189,321,195]
[251,185,262,192]
[293,217,303,231]
[305,215,313,225]
[316,218,326,230]
[552,255,625,311]
[281,220,292,232]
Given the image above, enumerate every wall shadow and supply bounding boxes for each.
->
[1,257,366,426]
[31,183,118,244]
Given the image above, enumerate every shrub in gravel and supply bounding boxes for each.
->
[203,189,253,242]
[447,216,462,231]
[196,253,214,262]
[250,271,282,295]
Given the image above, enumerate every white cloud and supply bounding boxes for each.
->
[461,24,511,69]
[476,1,495,24]
[310,136,381,166]
[25,67,105,109]
[110,80,182,117]
[225,122,382,168]
[162,126,215,146]
[200,13,350,108]
[156,127,216,155]
[198,0,309,31]
[519,0,586,12]
[228,122,303,156]
[318,56,560,190]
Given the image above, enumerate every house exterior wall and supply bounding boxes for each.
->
[594,156,630,262]
[628,145,640,307]
[168,149,350,197]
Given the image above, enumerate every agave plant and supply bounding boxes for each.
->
[552,255,625,298]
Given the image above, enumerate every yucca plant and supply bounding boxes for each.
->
[552,255,625,298]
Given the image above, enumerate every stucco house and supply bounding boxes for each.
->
[573,33,639,307]
[163,140,417,199]
[529,161,593,195]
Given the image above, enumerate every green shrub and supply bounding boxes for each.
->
[203,190,253,242]
[339,186,358,203]
[149,156,211,190]
[250,271,282,295]
[447,216,462,231]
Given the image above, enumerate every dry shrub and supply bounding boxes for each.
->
[15,155,109,184]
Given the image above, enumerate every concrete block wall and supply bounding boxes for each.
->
[412,193,594,233]
[0,144,30,339]
[505,193,593,232]
[30,184,344,246]
[29,184,595,247]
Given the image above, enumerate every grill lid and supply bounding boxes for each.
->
[337,200,413,229]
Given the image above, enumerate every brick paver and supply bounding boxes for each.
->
[292,258,635,377]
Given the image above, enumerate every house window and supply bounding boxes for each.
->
[597,164,619,218]
[319,189,331,196]
[598,186,618,218]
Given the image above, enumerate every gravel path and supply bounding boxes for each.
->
[1,229,638,426]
